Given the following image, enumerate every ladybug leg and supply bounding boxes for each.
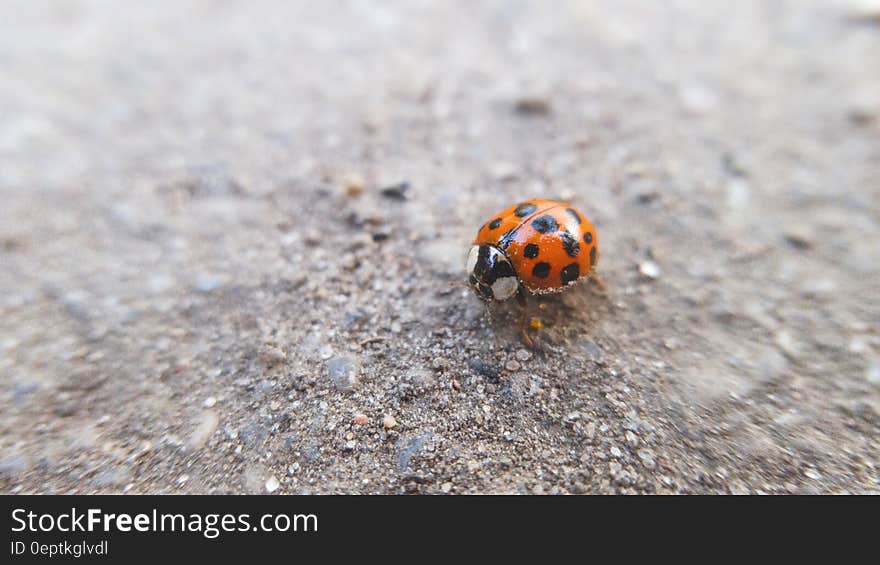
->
[516,286,534,348]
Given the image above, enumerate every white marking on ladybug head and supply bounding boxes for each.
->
[491,275,518,301]
[465,245,480,275]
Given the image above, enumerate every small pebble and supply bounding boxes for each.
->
[638,449,657,470]
[354,414,368,426]
[203,396,217,408]
[380,181,410,201]
[639,260,661,279]
[325,356,360,391]
[625,431,640,447]
[505,359,521,372]
[383,414,398,430]
[515,349,532,362]
[259,344,287,365]
[583,421,596,441]
[265,476,280,493]
[319,344,334,360]
[342,173,364,197]
[195,276,223,292]
[514,97,551,116]
[610,446,623,459]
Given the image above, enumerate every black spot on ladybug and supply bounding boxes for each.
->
[589,246,597,268]
[583,231,593,244]
[498,228,517,250]
[566,208,582,225]
[523,243,539,259]
[561,262,580,285]
[514,203,537,217]
[488,217,502,230]
[560,232,580,257]
[532,262,551,279]
[532,215,558,234]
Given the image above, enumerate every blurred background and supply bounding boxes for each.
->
[0,0,878,494]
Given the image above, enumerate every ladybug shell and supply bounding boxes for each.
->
[473,198,598,293]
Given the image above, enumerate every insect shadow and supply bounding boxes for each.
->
[482,278,610,349]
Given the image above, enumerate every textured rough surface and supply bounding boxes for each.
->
[1,0,878,494]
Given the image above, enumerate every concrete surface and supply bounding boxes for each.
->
[1,0,878,494]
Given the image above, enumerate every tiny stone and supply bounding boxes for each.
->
[324,356,360,391]
[203,396,217,408]
[319,344,334,360]
[625,431,640,447]
[639,260,661,279]
[380,181,410,201]
[187,411,219,450]
[583,421,596,441]
[383,414,398,430]
[342,173,365,197]
[804,468,822,480]
[265,476,280,493]
[638,449,657,470]
[354,414,368,426]
[784,229,814,250]
[610,446,623,459]
[505,359,521,372]
[343,440,356,451]
[515,349,532,362]
[441,482,453,493]
[195,275,223,292]
[259,344,287,365]
[514,97,551,116]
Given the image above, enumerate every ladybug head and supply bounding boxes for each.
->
[466,244,519,301]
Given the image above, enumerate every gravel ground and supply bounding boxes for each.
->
[1,0,879,494]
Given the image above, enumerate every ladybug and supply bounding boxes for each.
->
[466,198,599,343]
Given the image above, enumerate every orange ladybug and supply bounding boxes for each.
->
[466,199,599,343]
